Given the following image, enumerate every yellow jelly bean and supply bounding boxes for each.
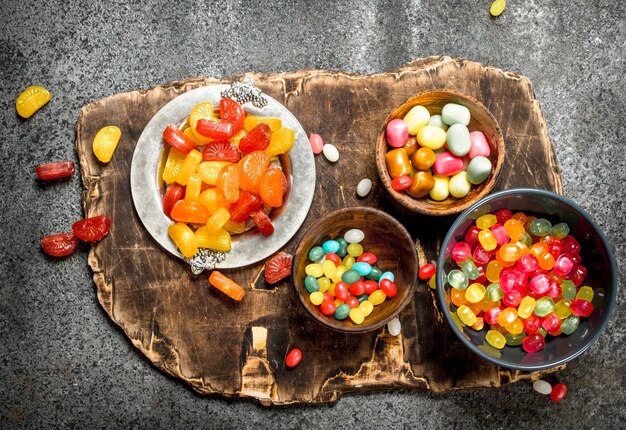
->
[16,85,51,118]
[349,308,365,325]
[517,296,536,319]
[347,243,363,257]
[310,291,324,306]
[332,265,347,283]
[490,0,506,17]
[342,255,355,269]
[402,105,430,135]
[457,305,477,326]
[554,299,572,319]
[428,274,437,289]
[478,229,497,251]
[359,300,374,317]
[92,126,122,163]
[369,290,386,306]
[305,263,324,278]
[322,260,337,279]
[429,175,450,201]
[486,330,506,349]
[577,286,594,302]
[318,277,331,293]
[507,318,524,335]
[328,283,336,296]
[465,283,486,303]
[416,125,447,150]
[476,214,497,229]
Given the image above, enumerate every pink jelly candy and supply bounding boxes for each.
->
[517,254,539,273]
[529,273,551,295]
[545,281,562,299]
[309,133,323,154]
[491,223,509,245]
[473,244,492,265]
[386,119,409,148]
[570,299,593,317]
[553,254,574,276]
[452,242,472,262]
[432,151,464,176]
[522,333,545,353]
[542,312,562,332]
[469,131,491,159]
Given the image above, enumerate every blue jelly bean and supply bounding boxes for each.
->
[351,262,372,276]
[322,240,340,254]
[379,271,395,283]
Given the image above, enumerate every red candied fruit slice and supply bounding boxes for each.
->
[239,123,271,154]
[163,124,198,154]
[162,183,186,217]
[230,191,263,223]
[41,232,79,257]
[252,210,274,237]
[264,252,293,284]
[195,118,235,140]
[219,98,245,134]
[36,160,75,180]
[72,216,111,242]
[203,140,240,162]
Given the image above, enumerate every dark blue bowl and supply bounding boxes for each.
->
[436,188,617,371]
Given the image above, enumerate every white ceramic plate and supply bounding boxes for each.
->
[130,83,315,270]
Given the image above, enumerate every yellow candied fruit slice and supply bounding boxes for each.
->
[266,127,295,156]
[195,227,231,252]
[199,188,230,214]
[184,174,202,202]
[205,207,230,232]
[174,149,202,185]
[223,220,246,235]
[162,146,187,184]
[244,115,282,132]
[168,222,198,258]
[189,102,214,130]
[229,129,246,148]
[93,126,122,163]
[16,85,51,118]
[197,161,231,185]
[184,126,211,146]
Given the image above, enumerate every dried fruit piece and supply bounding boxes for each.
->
[93,126,122,163]
[16,85,51,118]
[252,210,274,236]
[41,232,79,257]
[203,140,240,162]
[72,216,111,242]
[163,124,198,154]
[36,161,75,180]
[219,98,245,134]
[265,252,293,283]
[258,167,286,208]
[163,183,186,217]
[239,123,271,154]
[195,227,231,251]
[209,271,245,301]
[238,150,270,193]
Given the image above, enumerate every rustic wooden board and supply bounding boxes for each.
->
[76,56,564,405]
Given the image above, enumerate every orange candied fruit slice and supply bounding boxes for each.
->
[265,127,295,156]
[197,161,231,185]
[244,115,282,132]
[199,188,230,214]
[238,150,270,193]
[184,174,203,202]
[216,164,240,203]
[258,167,286,208]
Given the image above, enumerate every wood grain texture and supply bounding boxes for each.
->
[76,56,564,405]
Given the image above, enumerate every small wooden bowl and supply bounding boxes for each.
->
[292,207,418,333]
[375,89,505,216]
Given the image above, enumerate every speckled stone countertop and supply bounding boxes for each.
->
[1,0,624,428]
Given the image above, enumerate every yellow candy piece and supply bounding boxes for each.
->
[449,171,472,198]
[244,115,282,132]
[478,229,497,251]
[334,299,342,307]
[359,300,374,317]
[349,308,365,325]
[189,102,214,131]
[506,318,524,335]
[184,125,211,146]
[486,260,503,283]
[197,161,231,185]
[465,283,486,303]
[184,174,202,202]
[322,260,337,279]
[205,207,230,232]
[224,220,246,234]
[499,243,521,263]
[416,125,447,150]
[342,255,355,270]
[174,149,202,185]
[428,274,437,289]
[318,277,331,293]
[369,290,386,306]
[168,222,197,258]
[347,243,363,257]
[16,85,51,118]
[199,188,230,214]
[429,175,450,201]
[266,127,295,156]
[92,126,122,163]
[305,263,324,278]
[332,265,347,283]
[195,227,231,252]
[490,0,506,17]
[229,129,246,147]
[457,305,477,326]
[577,286,594,302]
[517,296,536,319]
[310,291,324,306]
[554,299,572,319]
[162,146,186,184]
[328,282,336,297]
[485,330,506,349]
[476,214,497,229]
[402,105,430,135]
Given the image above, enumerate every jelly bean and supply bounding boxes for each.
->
[465,156,491,185]
[406,171,435,198]
[386,119,409,148]
[518,296,536,319]
[403,105,430,134]
[342,255,355,269]
[429,175,450,201]
[305,275,320,293]
[569,264,587,287]
[486,281,504,302]
[432,151,464,176]
[367,267,383,281]
[468,131,491,159]
[473,244,493,266]
[428,275,437,289]
[446,124,471,156]
[332,266,346,283]
[391,175,413,191]
[465,283,486,303]
[542,312,561,332]
[322,260,337,279]
[380,279,397,297]
[309,133,323,154]
[336,238,349,258]
[322,143,339,162]
[448,269,469,290]
[357,252,377,265]
[322,240,340,254]
[347,243,363,257]
[344,228,365,244]
[404,137,418,157]
[320,299,336,315]
[570,299,593,317]
[477,229,496,251]
[335,281,350,301]
[486,261,503,283]
[357,294,369,304]
[452,242,472,263]
[531,380,552,396]
[310,291,324,305]
[534,297,554,317]
[490,0,506,16]
[576,286,594,302]
[325,253,341,266]
[308,246,324,262]
[449,171,471,198]
[457,305,477,326]
[349,281,366,296]
[416,125,447,150]
[387,317,402,336]
[346,296,359,309]
[341,268,361,284]
[318,277,331,293]
[359,300,374,317]
[285,348,302,367]
[352,262,372,276]
[561,314,580,335]
[379,271,395,283]
[385,148,411,178]
[550,383,568,402]
[411,147,437,170]
[418,263,436,280]
[522,333,545,353]
[369,290,386,305]
[334,303,350,320]
[486,330,506,349]
[357,178,372,197]
[529,218,552,237]
[348,307,365,324]
[499,243,521,263]
[305,263,324,278]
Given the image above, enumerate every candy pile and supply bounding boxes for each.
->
[303,229,397,324]
[446,210,594,353]
[384,103,493,201]
[162,98,293,258]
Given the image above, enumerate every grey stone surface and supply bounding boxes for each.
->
[0,0,624,428]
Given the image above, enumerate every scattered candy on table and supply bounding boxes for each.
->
[357,178,372,197]
[41,215,111,258]
[36,160,75,181]
[309,133,323,154]
[208,270,246,301]
[490,0,506,17]
[532,379,553,395]
[285,348,302,367]
[322,143,339,162]
[419,263,436,280]
[387,317,401,336]
[16,85,51,118]
[383,103,493,201]
[264,252,293,284]
[93,126,122,163]
[303,228,398,324]
[445,210,595,354]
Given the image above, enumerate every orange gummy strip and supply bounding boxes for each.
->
[208,271,246,301]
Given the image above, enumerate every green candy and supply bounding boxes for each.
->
[341,269,361,284]
[460,259,480,280]
[367,266,382,281]
[304,275,320,293]
[446,123,471,156]
[441,103,471,126]
[551,222,570,239]
[561,280,577,300]
[561,314,580,335]
[529,218,552,237]
[486,282,504,301]
[521,232,533,248]
[334,304,350,320]
[505,332,526,346]
[466,156,492,185]
[427,114,448,131]
[448,269,469,290]
[308,246,324,262]
[357,294,369,304]
[336,238,348,258]
[538,327,548,337]
[534,297,555,317]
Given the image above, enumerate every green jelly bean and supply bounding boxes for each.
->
[427,114,448,131]
[534,297,554,317]
[304,275,320,293]
[561,280,577,300]
[357,294,369,303]
[550,222,570,239]
[448,269,469,290]
[446,123,471,156]
[486,281,504,301]
[505,332,526,346]
[466,156,492,185]
[334,303,350,320]
[521,232,532,248]
[529,218,552,236]
[336,238,348,258]
[341,269,361,284]
[441,103,471,126]
[367,266,382,281]
[308,246,324,262]
[460,259,480,280]
[561,314,580,335]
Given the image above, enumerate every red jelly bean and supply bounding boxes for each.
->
[379,279,397,297]
[503,289,523,307]
[363,280,378,295]
[542,312,562,332]
[570,299,593,317]
[323,292,333,302]
[452,242,472,263]
[349,281,365,296]
[524,314,543,334]
[334,282,350,302]
[345,296,359,309]
[357,252,377,265]
[391,175,413,191]
[495,209,513,224]
[325,253,341,266]
[320,299,336,315]
[418,263,436,280]
[285,348,302,367]
[465,226,480,247]
[550,383,568,402]
[522,333,545,353]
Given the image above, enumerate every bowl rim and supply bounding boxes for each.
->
[436,188,618,371]
[375,88,505,216]
[292,206,418,333]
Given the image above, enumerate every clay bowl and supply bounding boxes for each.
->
[437,189,617,371]
[375,89,505,216]
[292,207,418,333]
